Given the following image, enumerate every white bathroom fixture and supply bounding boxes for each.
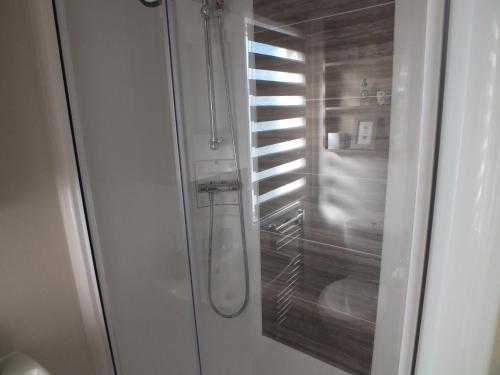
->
[318,277,378,325]
[0,352,51,375]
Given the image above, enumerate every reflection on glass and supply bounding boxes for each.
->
[248,69,305,84]
[252,158,306,182]
[247,2,395,374]
[250,95,305,107]
[252,117,305,132]
[251,138,306,157]
[256,177,306,204]
[248,40,305,62]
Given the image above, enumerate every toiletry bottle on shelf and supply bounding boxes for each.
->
[360,78,369,106]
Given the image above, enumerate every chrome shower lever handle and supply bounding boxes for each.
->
[198,181,240,193]
[208,137,223,150]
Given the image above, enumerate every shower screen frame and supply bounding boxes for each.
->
[49,0,449,373]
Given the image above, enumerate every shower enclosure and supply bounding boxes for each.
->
[53,0,444,374]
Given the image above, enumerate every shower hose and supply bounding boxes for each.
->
[205,13,250,319]
[137,0,250,319]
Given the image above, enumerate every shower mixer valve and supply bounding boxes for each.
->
[197,180,240,194]
[208,138,223,150]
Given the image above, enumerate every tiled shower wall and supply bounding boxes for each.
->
[254,1,395,374]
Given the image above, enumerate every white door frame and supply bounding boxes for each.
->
[30,1,115,374]
[416,0,500,373]
[372,0,448,373]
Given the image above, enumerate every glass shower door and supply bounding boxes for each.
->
[166,0,442,374]
[54,0,443,373]
[53,1,200,374]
